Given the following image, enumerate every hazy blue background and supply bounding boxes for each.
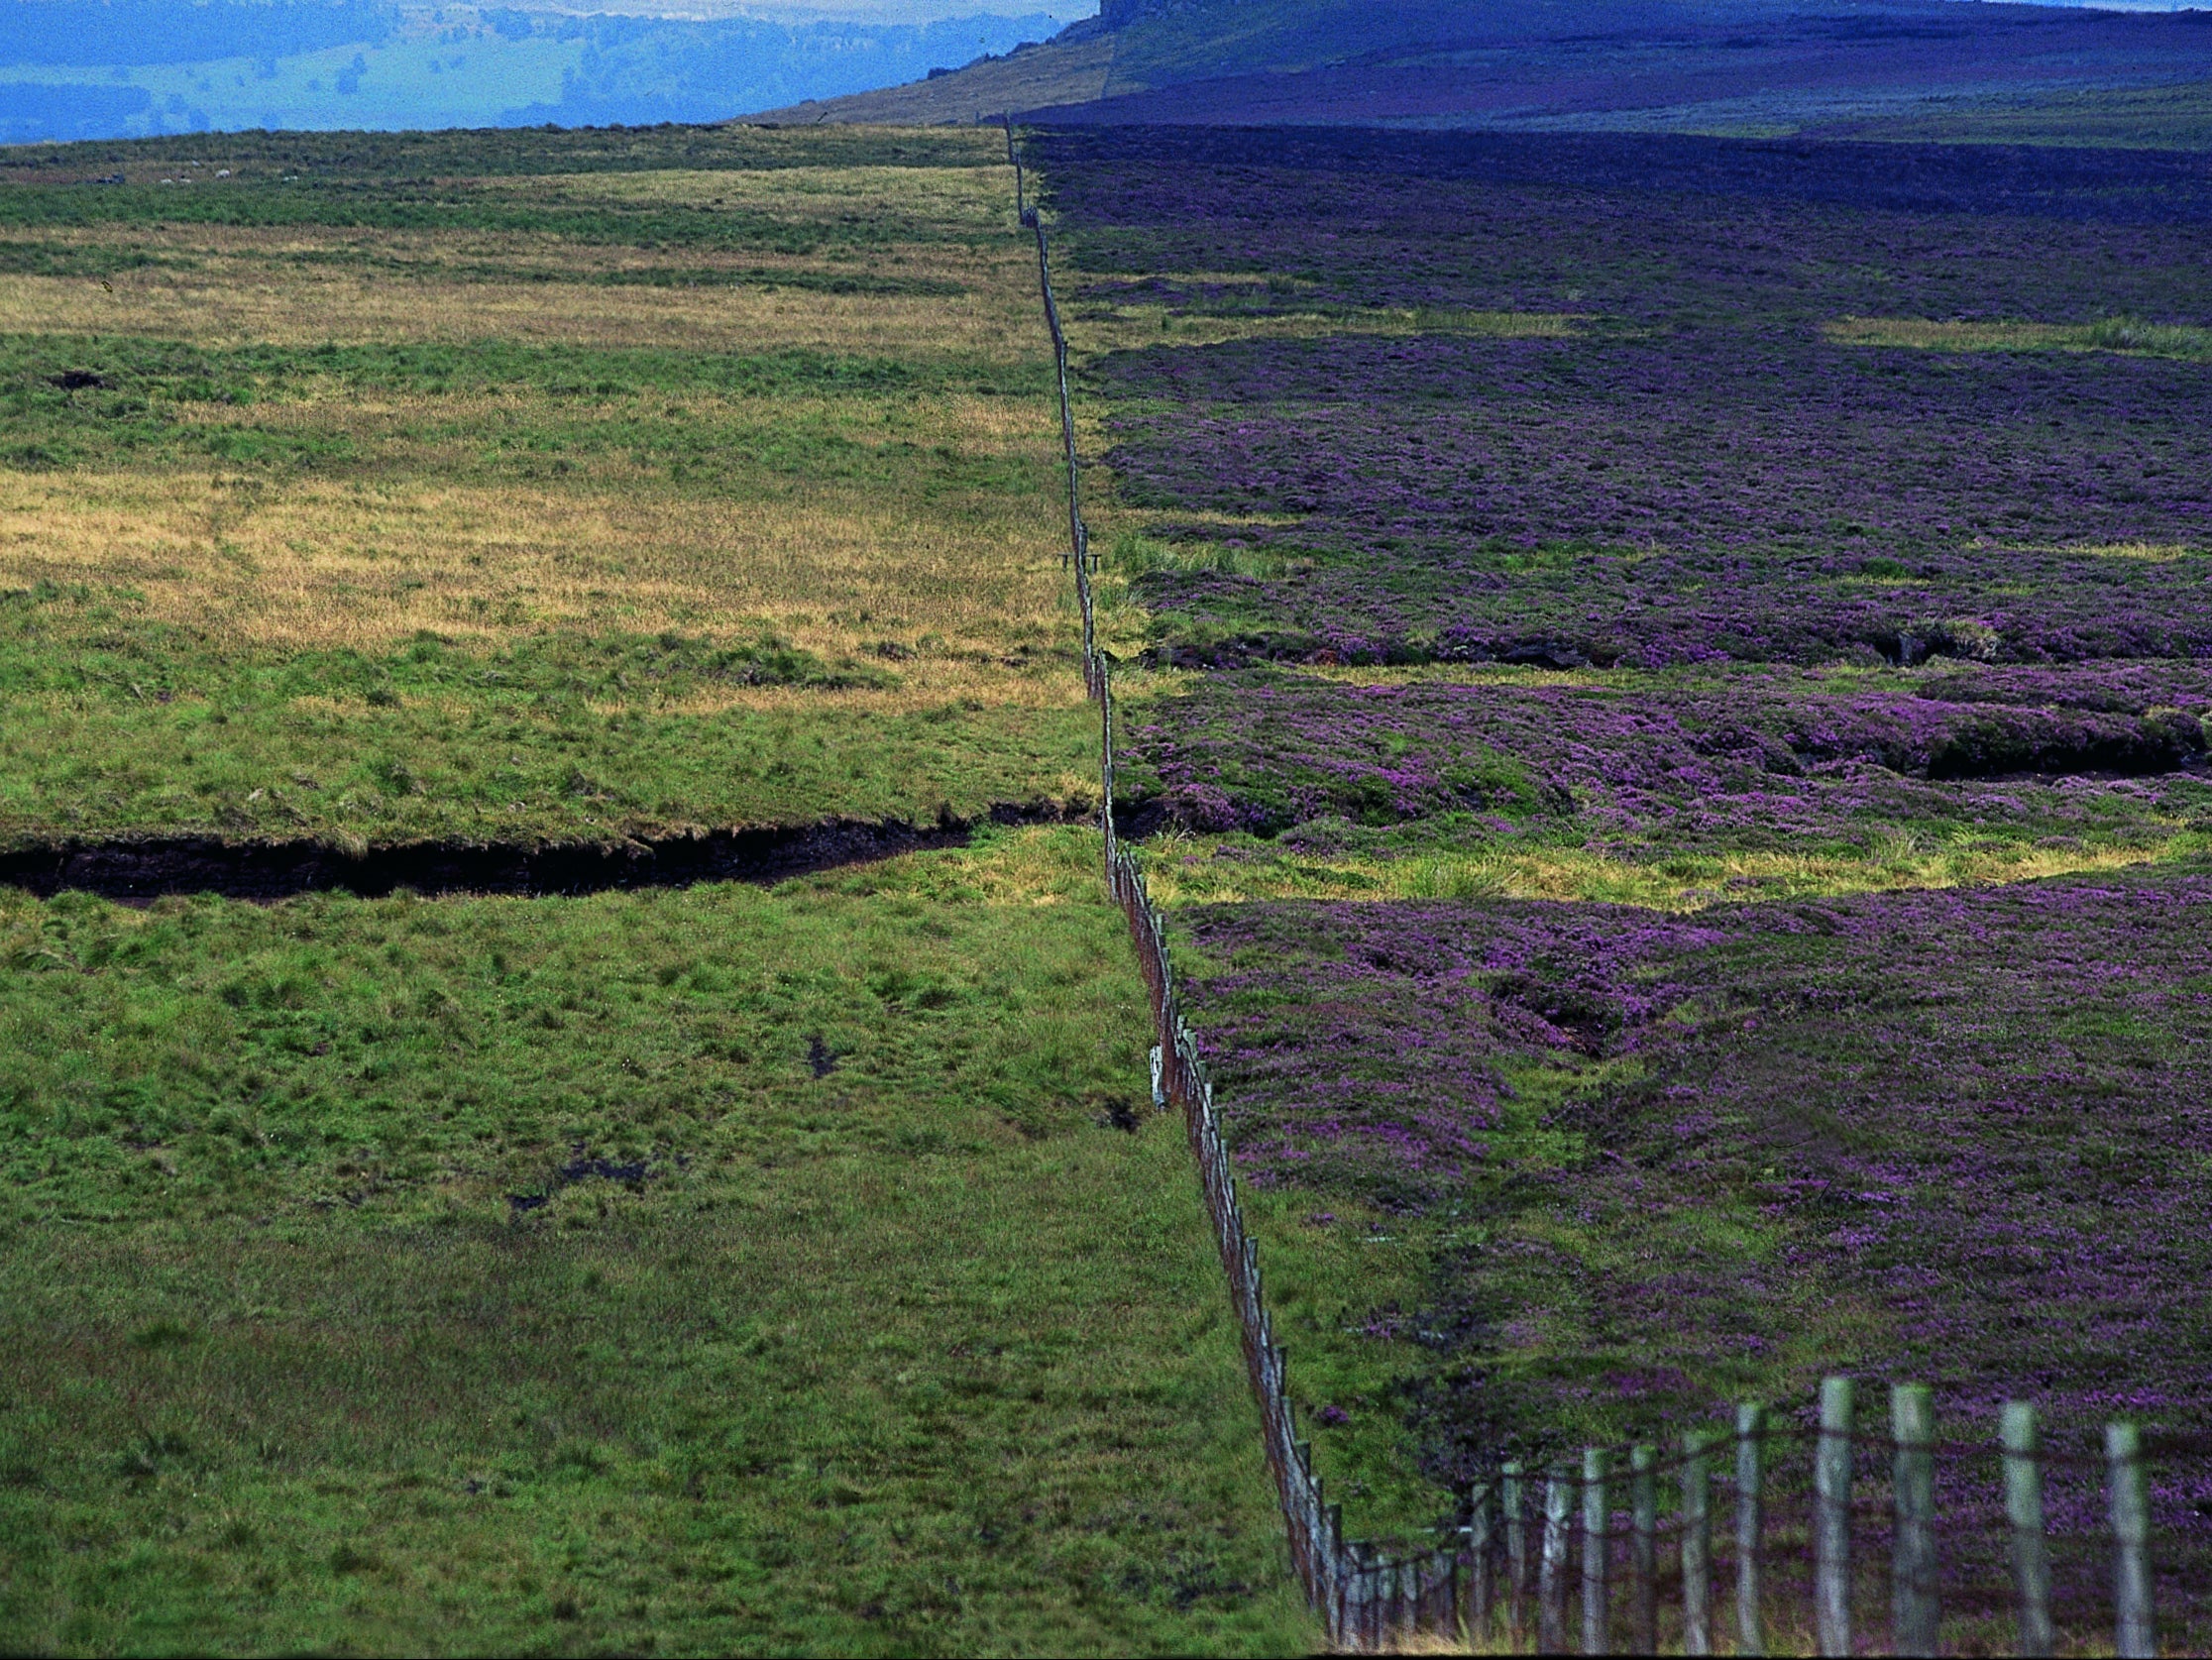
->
[0,0,2200,144]
[0,0,1098,141]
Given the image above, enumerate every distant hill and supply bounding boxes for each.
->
[753,0,2212,144]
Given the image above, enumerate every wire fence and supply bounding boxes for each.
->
[1006,122,2195,1654]
[1012,117,1458,1647]
[1454,1386,2183,1657]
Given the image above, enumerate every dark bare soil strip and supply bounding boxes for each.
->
[0,803,1083,903]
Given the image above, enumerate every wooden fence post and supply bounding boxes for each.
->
[1581,1447,1610,1656]
[1540,1465,1572,1654]
[1351,1548,1372,1653]
[2001,1401,2053,1659]
[1815,1376,1854,1657]
[1891,1383,1938,1654]
[2107,1421,2155,1659]
[1467,1482,1493,1638]
[1682,1431,1714,1657]
[1735,1403,1767,1658]
[1098,657,1115,857]
[1503,1460,1529,1647]
[1629,1443,1658,1656]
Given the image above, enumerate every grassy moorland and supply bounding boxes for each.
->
[0,830,1311,1654]
[0,126,1316,1654]
[1037,120,2212,1636]
[0,126,1097,848]
[1815,79,2212,151]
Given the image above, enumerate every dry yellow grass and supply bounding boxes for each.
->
[1063,305,1589,359]
[0,256,1038,358]
[0,453,1077,692]
[0,153,1095,715]
[2078,539,2194,561]
[1825,313,2212,362]
[0,161,1045,355]
[511,163,1020,228]
[1131,832,2201,911]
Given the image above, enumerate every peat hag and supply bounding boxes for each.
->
[0,804,1091,902]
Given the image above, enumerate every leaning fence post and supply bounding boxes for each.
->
[1539,1465,1572,1654]
[1682,1431,1714,1657]
[1629,1443,1658,1656]
[1736,1403,1767,1657]
[1891,1383,1938,1655]
[1815,1376,1854,1657]
[2108,1421,2155,1659]
[1503,1460,1529,1646]
[1581,1447,1610,1656]
[2001,1401,2053,1659]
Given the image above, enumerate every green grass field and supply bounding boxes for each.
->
[0,833,1311,1655]
[0,126,1097,849]
[0,126,1316,1654]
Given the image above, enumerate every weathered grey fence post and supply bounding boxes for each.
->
[1682,1431,1714,1657]
[1098,657,1115,858]
[2001,1402,2053,1658]
[1326,1502,1347,1640]
[1815,1376,1854,1657]
[1582,1447,1610,1656]
[1540,1465,1573,1654]
[2108,1420,2155,1659]
[1359,1553,1377,1653]
[1629,1442,1658,1656]
[1736,1403,1767,1657]
[1891,1383,1938,1654]
[1466,1482,1493,1638]
[1504,1460,1529,1646]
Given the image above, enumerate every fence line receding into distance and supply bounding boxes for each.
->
[1003,120,2187,1655]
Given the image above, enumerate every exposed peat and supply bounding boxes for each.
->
[0,803,1083,903]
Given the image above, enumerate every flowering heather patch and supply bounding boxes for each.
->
[1051,122,2212,1610]
[1173,871,2212,1482]
[1129,666,2212,846]
[1100,328,2212,665]
[1040,126,2212,325]
[1044,128,2212,327]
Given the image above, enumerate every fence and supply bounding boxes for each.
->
[1006,123,2195,1654]
[1011,117,1459,1648]
[1456,1381,2187,1657]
